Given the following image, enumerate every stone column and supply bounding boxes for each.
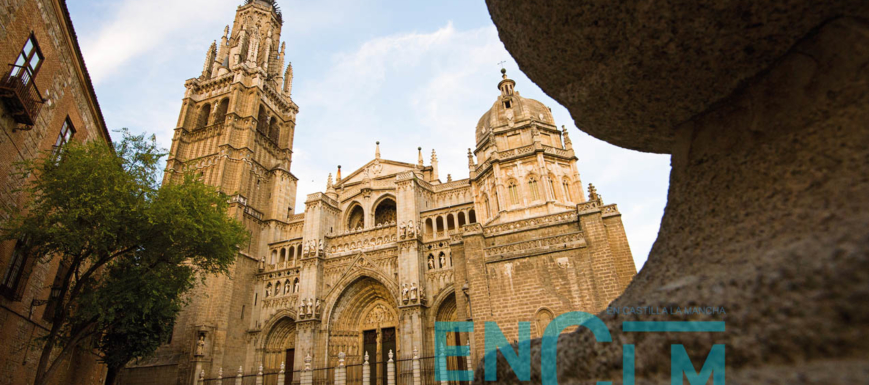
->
[412,347,421,385]
[277,362,285,385]
[335,352,346,385]
[363,352,371,385]
[387,350,395,385]
[235,367,243,385]
[198,370,205,385]
[255,364,263,385]
[216,367,223,385]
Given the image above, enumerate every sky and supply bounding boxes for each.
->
[66,0,671,270]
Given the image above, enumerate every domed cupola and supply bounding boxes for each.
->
[475,69,556,146]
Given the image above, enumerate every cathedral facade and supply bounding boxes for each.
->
[120,1,636,384]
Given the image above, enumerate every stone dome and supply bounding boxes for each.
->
[475,87,555,145]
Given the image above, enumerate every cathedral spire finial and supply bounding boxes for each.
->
[375,141,381,159]
[467,148,475,168]
[588,183,600,202]
[326,173,333,189]
[562,125,573,150]
[336,165,341,182]
[417,147,424,167]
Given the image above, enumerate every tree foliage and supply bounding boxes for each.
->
[1,129,248,385]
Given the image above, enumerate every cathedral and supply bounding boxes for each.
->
[120,1,636,384]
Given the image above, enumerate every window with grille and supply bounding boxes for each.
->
[508,182,519,205]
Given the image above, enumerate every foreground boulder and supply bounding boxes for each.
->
[481,1,869,383]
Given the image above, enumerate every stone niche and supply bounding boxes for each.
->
[481,1,869,383]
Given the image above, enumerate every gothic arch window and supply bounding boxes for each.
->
[213,98,229,125]
[508,180,520,205]
[528,176,540,201]
[493,190,501,212]
[197,103,211,129]
[535,308,555,338]
[562,178,573,202]
[289,246,296,264]
[270,250,277,265]
[268,115,280,143]
[436,216,445,236]
[347,204,365,231]
[256,105,269,134]
[482,194,490,220]
[446,213,456,232]
[548,174,558,201]
[425,218,434,236]
[469,209,477,223]
[279,248,286,264]
[457,212,466,227]
[373,197,397,226]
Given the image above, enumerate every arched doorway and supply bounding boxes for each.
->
[262,317,296,384]
[328,277,398,385]
[435,293,466,385]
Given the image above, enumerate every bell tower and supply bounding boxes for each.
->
[160,0,299,382]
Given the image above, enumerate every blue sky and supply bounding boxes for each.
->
[67,0,671,270]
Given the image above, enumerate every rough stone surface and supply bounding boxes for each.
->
[478,11,869,385]
[486,0,869,153]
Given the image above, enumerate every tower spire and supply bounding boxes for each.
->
[375,141,381,159]
[417,147,424,167]
[431,149,439,181]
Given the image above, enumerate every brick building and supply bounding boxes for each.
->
[120,1,636,384]
[0,0,111,384]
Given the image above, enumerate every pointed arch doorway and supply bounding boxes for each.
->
[327,276,399,385]
[262,317,296,385]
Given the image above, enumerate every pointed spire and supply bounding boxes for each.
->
[447,174,452,182]
[588,183,600,202]
[336,165,342,182]
[202,41,217,79]
[431,149,439,181]
[326,173,333,189]
[375,141,381,159]
[467,148,475,168]
[283,62,294,95]
[417,147,424,167]
[562,125,572,150]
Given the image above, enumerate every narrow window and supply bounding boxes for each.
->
[52,118,75,158]
[1,238,30,300]
[562,181,571,201]
[42,261,68,322]
[11,34,44,85]
[548,178,556,200]
[529,178,540,200]
[508,182,519,205]
[504,101,512,109]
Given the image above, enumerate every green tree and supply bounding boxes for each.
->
[1,130,248,385]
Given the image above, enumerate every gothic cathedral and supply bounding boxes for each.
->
[120,1,636,384]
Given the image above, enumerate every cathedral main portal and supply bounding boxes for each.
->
[326,277,399,384]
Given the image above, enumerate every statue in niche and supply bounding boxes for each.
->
[410,283,418,302]
[265,284,271,298]
[307,298,314,316]
[401,284,409,303]
[428,256,435,270]
[303,242,309,255]
[299,303,306,318]
[195,334,206,356]
[440,254,446,268]
[315,299,321,316]
[318,239,324,254]
[294,279,299,293]
[284,281,291,294]
[407,220,415,238]
[399,222,406,239]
